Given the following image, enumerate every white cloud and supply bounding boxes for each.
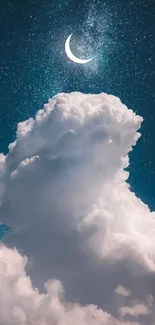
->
[120,303,151,318]
[0,245,119,325]
[115,286,131,297]
[0,92,155,324]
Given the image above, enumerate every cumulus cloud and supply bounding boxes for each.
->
[115,286,131,297]
[0,245,118,325]
[119,303,150,318]
[0,92,155,324]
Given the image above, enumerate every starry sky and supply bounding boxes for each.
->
[0,0,155,209]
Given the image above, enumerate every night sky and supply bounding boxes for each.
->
[0,0,155,209]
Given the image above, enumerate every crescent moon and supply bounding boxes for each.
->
[65,34,93,64]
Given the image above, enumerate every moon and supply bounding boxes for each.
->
[65,34,93,64]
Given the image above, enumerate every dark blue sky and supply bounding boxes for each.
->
[0,0,155,209]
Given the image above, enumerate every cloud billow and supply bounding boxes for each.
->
[0,92,155,324]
